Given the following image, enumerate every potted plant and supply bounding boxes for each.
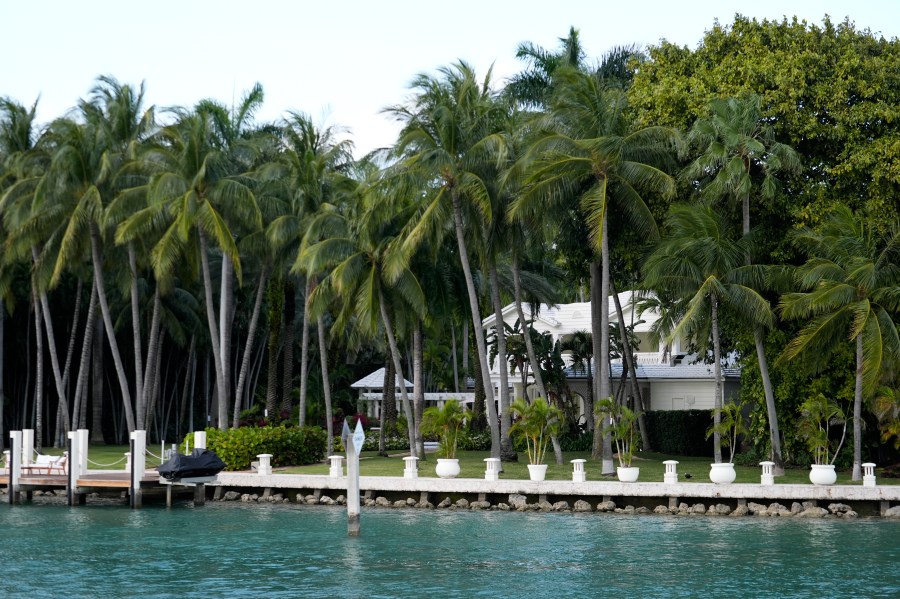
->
[797,393,846,485]
[421,399,467,478]
[510,397,563,481]
[597,398,640,482]
[706,398,746,484]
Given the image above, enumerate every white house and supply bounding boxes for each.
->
[480,291,739,416]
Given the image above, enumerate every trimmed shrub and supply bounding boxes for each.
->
[645,410,714,457]
[184,426,326,471]
[559,430,594,452]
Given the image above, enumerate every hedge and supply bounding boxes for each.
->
[184,426,326,471]
[644,410,714,457]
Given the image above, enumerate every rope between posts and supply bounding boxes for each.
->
[87,457,127,467]
[145,449,163,461]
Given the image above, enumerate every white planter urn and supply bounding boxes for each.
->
[527,464,548,481]
[709,462,737,484]
[435,458,460,479]
[809,464,837,485]
[617,466,640,482]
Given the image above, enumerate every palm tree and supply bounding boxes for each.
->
[141,104,262,430]
[262,112,355,425]
[510,68,678,472]
[643,203,773,463]
[684,94,801,474]
[779,204,900,480]
[386,61,507,458]
[298,183,425,456]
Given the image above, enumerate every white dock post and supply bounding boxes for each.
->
[403,456,418,479]
[130,430,146,508]
[9,431,22,505]
[571,459,587,482]
[194,431,207,450]
[67,431,79,505]
[77,429,89,476]
[484,458,501,481]
[329,455,345,477]
[22,429,34,467]
[760,461,775,486]
[345,419,364,537]
[256,454,273,476]
[663,460,679,484]
[862,463,876,487]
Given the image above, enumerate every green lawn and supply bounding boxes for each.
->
[34,445,896,485]
[282,450,899,485]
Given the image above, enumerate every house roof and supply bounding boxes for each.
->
[350,367,413,389]
[480,291,660,335]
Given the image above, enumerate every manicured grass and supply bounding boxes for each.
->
[281,450,900,485]
[33,444,896,485]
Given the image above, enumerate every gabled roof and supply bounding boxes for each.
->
[350,367,413,389]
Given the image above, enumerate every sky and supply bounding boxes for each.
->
[3,1,899,157]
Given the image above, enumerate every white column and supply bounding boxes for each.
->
[484,457,501,481]
[130,430,147,508]
[759,461,775,486]
[257,453,272,476]
[330,455,345,477]
[862,462,876,487]
[403,456,418,479]
[9,431,22,503]
[77,429,89,475]
[194,431,207,450]
[663,460,679,484]
[22,429,34,467]
[571,458,586,483]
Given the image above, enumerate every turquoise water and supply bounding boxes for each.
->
[1,501,898,598]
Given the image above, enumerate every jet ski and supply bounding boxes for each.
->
[157,448,226,481]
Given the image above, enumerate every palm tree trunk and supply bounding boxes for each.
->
[219,257,234,423]
[451,191,499,457]
[280,279,296,413]
[742,192,783,475]
[197,229,227,431]
[461,320,469,392]
[140,288,163,427]
[72,281,98,430]
[610,282,651,451]
[317,317,334,456]
[90,223,135,432]
[412,320,426,459]
[754,328,784,474]
[590,262,602,458]
[91,312,105,443]
[599,216,614,474]
[378,351,395,456]
[298,277,312,426]
[233,267,269,427]
[451,320,460,393]
[852,333,863,481]
[512,260,547,399]
[378,289,416,458]
[489,264,515,461]
[32,288,44,451]
[128,244,144,418]
[711,297,723,464]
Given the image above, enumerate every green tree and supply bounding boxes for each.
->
[779,205,900,480]
[511,68,678,471]
[683,93,801,474]
[643,203,773,463]
[387,61,506,459]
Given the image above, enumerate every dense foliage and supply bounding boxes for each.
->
[185,426,326,471]
[1,15,897,478]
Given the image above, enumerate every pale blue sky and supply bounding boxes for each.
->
[3,1,898,156]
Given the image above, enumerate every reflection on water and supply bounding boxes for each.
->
[0,501,898,598]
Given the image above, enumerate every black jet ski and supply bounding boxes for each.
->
[157,448,226,481]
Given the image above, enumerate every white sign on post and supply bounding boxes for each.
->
[352,420,365,454]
